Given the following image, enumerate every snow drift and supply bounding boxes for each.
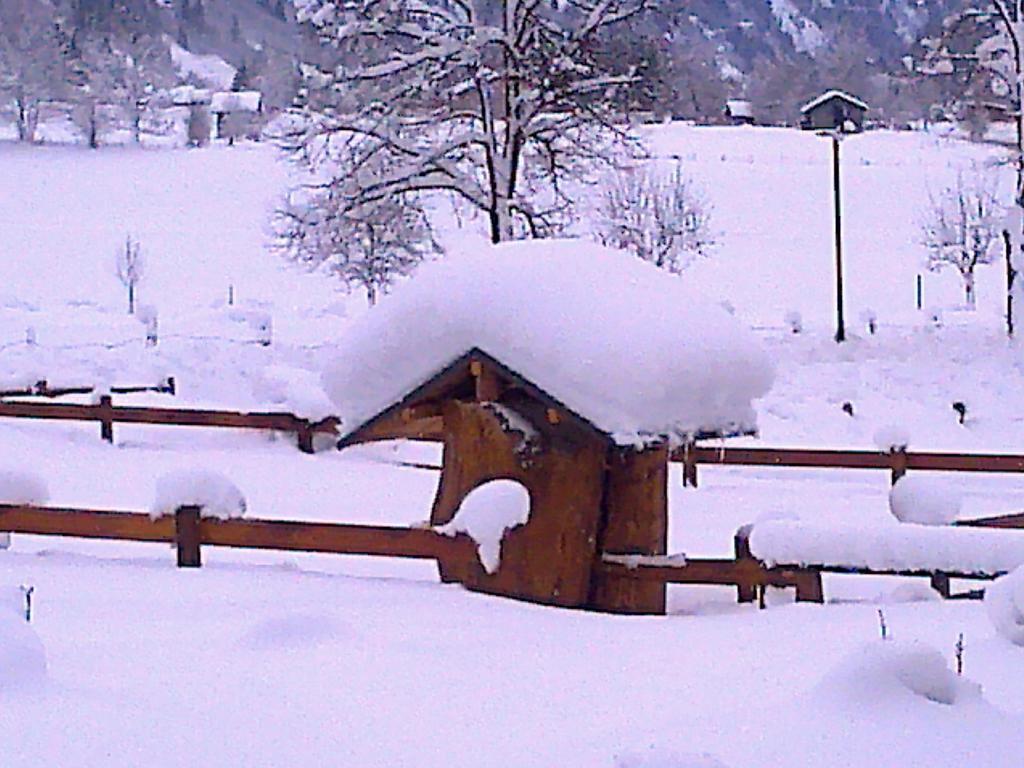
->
[0,587,46,692]
[323,240,774,446]
[889,475,962,526]
[985,566,1024,646]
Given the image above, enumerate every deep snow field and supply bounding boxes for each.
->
[2,125,1024,767]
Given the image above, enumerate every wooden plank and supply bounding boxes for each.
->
[957,513,1024,529]
[175,506,202,567]
[0,504,174,542]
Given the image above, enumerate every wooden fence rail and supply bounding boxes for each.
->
[0,503,467,568]
[0,399,339,453]
[0,377,176,399]
[672,445,1024,487]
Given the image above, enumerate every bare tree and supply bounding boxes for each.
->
[921,171,1003,308]
[115,235,145,314]
[276,165,441,305]
[289,0,649,244]
[594,164,715,273]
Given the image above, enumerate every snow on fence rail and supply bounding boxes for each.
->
[0,398,339,453]
[673,445,1024,487]
[0,377,176,399]
[0,503,472,568]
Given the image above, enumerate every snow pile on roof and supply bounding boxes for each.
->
[0,469,49,506]
[614,750,728,768]
[800,89,869,114]
[986,566,1024,646]
[211,91,262,113]
[725,99,752,119]
[435,480,531,574]
[889,475,962,526]
[814,640,980,706]
[0,587,47,692]
[252,365,336,421]
[324,240,774,445]
[151,470,247,520]
[748,520,1024,575]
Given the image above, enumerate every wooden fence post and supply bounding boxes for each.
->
[297,421,314,454]
[681,442,698,488]
[174,505,202,567]
[889,449,907,485]
[733,525,758,604]
[98,395,114,444]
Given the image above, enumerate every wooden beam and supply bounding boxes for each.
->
[0,504,174,542]
[175,506,202,567]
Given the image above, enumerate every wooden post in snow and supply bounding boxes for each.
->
[174,505,202,568]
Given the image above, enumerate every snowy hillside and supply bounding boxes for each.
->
[2,125,1024,767]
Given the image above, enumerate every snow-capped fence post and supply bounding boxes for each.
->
[681,441,698,488]
[98,395,114,443]
[174,505,203,568]
[889,449,908,485]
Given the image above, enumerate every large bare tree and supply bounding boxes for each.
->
[289,0,649,244]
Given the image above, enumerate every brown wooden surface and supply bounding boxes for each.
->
[675,446,1024,475]
[430,399,607,608]
[175,506,202,567]
[588,446,669,614]
[957,513,1024,529]
[0,504,174,541]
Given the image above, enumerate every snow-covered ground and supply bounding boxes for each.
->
[2,125,1024,766]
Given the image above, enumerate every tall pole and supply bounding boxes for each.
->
[832,134,846,343]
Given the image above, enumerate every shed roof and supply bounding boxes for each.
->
[323,240,774,447]
[800,90,869,114]
[726,99,753,119]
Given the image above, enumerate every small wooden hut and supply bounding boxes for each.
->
[800,90,868,133]
[326,241,773,614]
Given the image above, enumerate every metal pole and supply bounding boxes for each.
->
[917,274,923,311]
[832,135,846,343]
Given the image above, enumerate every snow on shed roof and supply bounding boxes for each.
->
[726,99,753,118]
[211,91,262,113]
[800,90,869,114]
[323,240,774,447]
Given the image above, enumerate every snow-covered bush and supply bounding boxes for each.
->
[985,566,1024,646]
[783,310,803,334]
[435,480,531,574]
[889,475,962,526]
[595,164,716,274]
[151,470,247,520]
[0,586,46,691]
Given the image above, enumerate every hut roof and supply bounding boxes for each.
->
[800,90,869,114]
[323,240,774,447]
[726,99,753,119]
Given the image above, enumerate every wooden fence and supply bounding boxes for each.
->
[672,445,1024,487]
[0,398,339,453]
[0,503,471,568]
[0,377,176,399]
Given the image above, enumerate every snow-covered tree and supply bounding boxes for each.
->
[594,164,715,273]
[0,1,70,143]
[289,0,649,244]
[921,171,1003,308]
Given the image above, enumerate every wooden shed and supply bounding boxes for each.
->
[725,99,755,126]
[800,90,868,133]
[325,241,774,614]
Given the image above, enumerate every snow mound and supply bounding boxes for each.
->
[749,520,1024,575]
[252,365,336,421]
[0,587,46,692]
[889,475,962,526]
[241,613,346,650]
[436,480,531,574]
[0,469,49,506]
[873,424,910,452]
[324,240,774,446]
[151,470,247,519]
[985,566,1024,646]
[815,640,980,706]
[614,750,728,768]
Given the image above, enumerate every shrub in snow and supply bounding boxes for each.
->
[985,566,1024,646]
[0,586,46,691]
[435,480,531,574]
[889,475,962,526]
[816,639,980,706]
[859,308,878,334]
[613,749,728,768]
[873,424,910,452]
[783,310,803,334]
[151,469,247,519]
